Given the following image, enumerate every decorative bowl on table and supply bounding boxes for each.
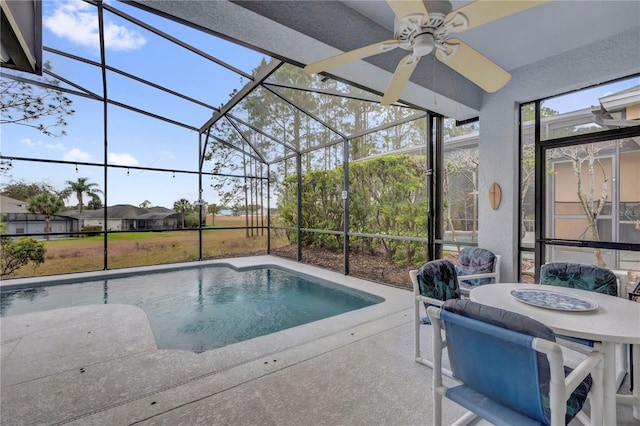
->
[510,288,598,312]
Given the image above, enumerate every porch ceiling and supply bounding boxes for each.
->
[132,0,640,120]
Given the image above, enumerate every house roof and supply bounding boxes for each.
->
[64,204,178,220]
[599,85,640,111]
[0,195,28,214]
[1,199,178,220]
[0,0,42,74]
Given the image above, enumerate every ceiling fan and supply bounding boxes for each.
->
[304,0,549,105]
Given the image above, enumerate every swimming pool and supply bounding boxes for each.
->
[0,266,383,353]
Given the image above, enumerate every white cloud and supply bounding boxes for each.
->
[108,152,139,166]
[44,0,146,52]
[63,148,92,162]
[103,21,147,51]
[45,141,67,150]
[19,138,38,148]
[19,138,67,150]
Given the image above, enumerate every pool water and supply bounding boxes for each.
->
[0,266,382,353]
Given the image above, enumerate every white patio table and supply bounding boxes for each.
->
[470,283,640,426]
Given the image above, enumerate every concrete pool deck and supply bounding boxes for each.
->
[1,256,637,425]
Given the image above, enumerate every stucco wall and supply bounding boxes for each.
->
[478,28,640,282]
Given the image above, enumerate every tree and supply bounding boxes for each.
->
[26,192,65,240]
[87,194,103,210]
[549,142,616,266]
[0,180,56,201]
[173,198,192,228]
[0,62,75,137]
[208,203,221,226]
[444,148,479,241]
[520,142,536,240]
[139,200,152,208]
[443,156,457,243]
[62,177,103,215]
[0,223,46,278]
[520,103,560,241]
[0,159,13,178]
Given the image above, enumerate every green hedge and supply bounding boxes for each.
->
[277,155,428,266]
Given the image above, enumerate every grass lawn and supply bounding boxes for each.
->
[6,216,290,279]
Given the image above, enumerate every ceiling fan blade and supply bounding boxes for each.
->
[386,0,428,19]
[446,0,549,32]
[381,54,420,106]
[436,38,511,93]
[304,40,400,75]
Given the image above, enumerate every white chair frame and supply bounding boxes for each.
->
[411,253,501,370]
[428,305,605,426]
[410,269,453,377]
[458,254,501,297]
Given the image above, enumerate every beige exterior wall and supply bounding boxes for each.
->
[620,150,640,201]
[552,148,640,240]
[627,104,640,120]
[552,156,611,239]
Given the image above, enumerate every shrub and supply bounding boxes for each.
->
[185,213,201,228]
[83,225,102,236]
[1,233,46,278]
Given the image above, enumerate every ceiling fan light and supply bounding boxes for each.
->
[412,33,435,57]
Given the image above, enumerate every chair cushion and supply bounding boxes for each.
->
[540,262,617,296]
[456,247,496,287]
[442,299,555,342]
[442,300,590,425]
[417,259,460,302]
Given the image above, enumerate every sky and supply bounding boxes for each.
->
[1,0,638,210]
[1,0,268,209]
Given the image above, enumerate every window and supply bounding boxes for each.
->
[519,77,640,281]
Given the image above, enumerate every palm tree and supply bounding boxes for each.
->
[173,198,192,228]
[63,177,103,215]
[26,192,65,240]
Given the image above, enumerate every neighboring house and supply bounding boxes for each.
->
[67,204,182,231]
[1,198,184,236]
[0,195,78,239]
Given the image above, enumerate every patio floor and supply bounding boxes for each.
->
[1,257,637,425]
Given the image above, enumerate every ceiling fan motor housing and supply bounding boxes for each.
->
[394,0,454,51]
[305,0,525,104]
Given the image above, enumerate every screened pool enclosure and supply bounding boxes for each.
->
[0,1,455,285]
[1,1,639,287]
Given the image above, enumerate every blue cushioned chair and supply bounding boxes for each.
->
[540,262,617,349]
[539,262,617,296]
[456,247,501,296]
[410,259,460,370]
[428,299,603,426]
[540,262,632,395]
